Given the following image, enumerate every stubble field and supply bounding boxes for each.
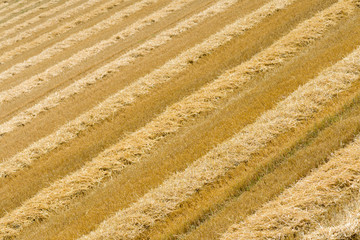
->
[0,0,360,239]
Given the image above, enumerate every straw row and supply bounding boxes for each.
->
[0,0,130,60]
[0,0,161,82]
[0,1,354,239]
[0,0,298,178]
[0,0,202,135]
[0,0,45,24]
[1,0,349,174]
[221,131,360,239]
[0,0,29,17]
[0,0,237,106]
[0,0,84,40]
[79,29,360,240]
[0,0,298,137]
[303,199,360,239]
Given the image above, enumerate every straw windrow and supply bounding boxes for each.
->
[0,0,48,24]
[0,0,163,82]
[0,0,86,39]
[0,1,357,239]
[0,0,303,175]
[221,134,360,239]
[79,34,360,240]
[0,0,236,104]
[0,0,31,18]
[0,0,124,59]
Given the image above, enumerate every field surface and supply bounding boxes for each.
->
[0,0,360,239]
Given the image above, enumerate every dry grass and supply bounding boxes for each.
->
[0,0,29,16]
[0,0,291,171]
[180,93,360,240]
[143,12,360,238]
[304,198,360,239]
[0,0,44,24]
[0,0,161,82]
[0,0,120,63]
[0,0,234,104]
[0,0,359,239]
[221,133,360,239]
[0,0,85,40]
[1,0,332,236]
[79,40,360,240]
[0,1,356,238]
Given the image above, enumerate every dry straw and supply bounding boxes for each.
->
[0,0,84,40]
[0,0,26,16]
[303,199,360,239]
[0,0,223,104]
[0,0,199,136]
[0,0,300,175]
[221,134,360,239]
[0,0,299,138]
[0,1,356,239]
[0,0,237,105]
[0,0,161,82]
[0,0,119,59]
[79,32,360,240]
[0,0,44,24]
[1,0,353,176]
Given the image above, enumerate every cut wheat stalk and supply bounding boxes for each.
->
[0,0,352,176]
[0,0,85,39]
[221,134,360,239]
[0,0,237,106]
[0,1,357,239]
[0,0,171,82]
[79,34,360,240]
[0,0,130,64]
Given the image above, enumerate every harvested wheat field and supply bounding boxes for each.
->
[0,0,360,239]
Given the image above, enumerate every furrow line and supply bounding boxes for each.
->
[0,0,130,60]
[0,1,355,238]
[0,0,84,38]
[0,0,236,107]
[0,0,168,82]
[221,130,360,239]
[79,40,360,240]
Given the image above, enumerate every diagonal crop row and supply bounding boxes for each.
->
[0,0,29,17]
[221,132,360,239]
[0,0,300,169]
[0,0,85,39]
[0,0,131,61]
[0,0,238,106]
[78,34,360,240]
[178,93,360,240]
[0,0,352,174]
[0,0,163,82]
[0,0,49,24]
[0,0,47,25]
[0,1,356,239]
